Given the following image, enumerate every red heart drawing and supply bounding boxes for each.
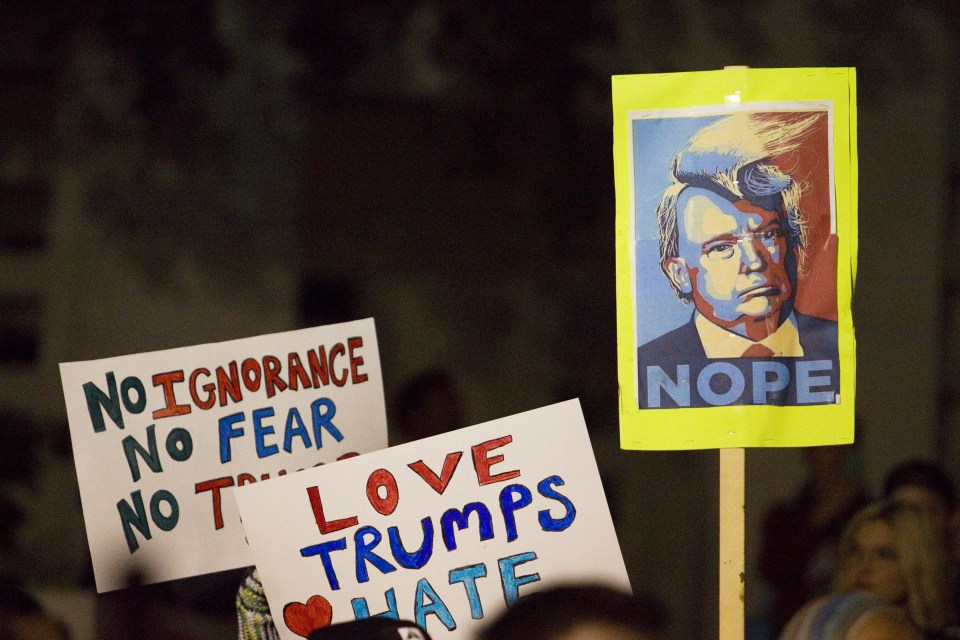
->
[283,595,333,638]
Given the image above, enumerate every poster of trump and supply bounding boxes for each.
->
[614,68,857,450]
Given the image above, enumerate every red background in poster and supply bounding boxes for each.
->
[771,112,837,321]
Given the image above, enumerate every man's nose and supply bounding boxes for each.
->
[739,236,767,272]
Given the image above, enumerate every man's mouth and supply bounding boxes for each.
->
[740,284,780,298]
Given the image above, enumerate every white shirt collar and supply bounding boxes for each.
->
[694,312,804,358]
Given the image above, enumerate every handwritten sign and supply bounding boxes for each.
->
[60,319,387,592]
[234,399,630,640]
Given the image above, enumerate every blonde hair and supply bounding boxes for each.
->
[834,500,953,633]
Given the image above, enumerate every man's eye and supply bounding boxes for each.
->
[762,228,783,240]
[706,243,735,257]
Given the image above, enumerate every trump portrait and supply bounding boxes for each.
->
[633,110,839,409]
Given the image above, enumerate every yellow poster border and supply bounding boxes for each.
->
[614,67,857,450]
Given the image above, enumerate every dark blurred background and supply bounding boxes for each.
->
[1,2,958,640]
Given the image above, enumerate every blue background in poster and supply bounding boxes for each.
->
[632,113,726,348]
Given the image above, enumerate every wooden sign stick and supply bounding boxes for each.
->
[719,447,745,640]
[719,66,747,640]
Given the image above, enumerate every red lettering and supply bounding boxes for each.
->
[472,435,520,486]
[195,476,236,530]
[287,352,311,391]
[366,468,399,515]
[347,337,368,384]
[237,473,257,486]
[241,358,262,392]
[264,356,288,398]
[152,370,192,419]
[329,343,348,386]
[217,361,242,406]
[408,452,463,494]
[307,485,358,534]
[308,347,330,387]
[189,367,216,410]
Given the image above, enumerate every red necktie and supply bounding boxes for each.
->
[742,344,775,358]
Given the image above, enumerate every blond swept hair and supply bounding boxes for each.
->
[656,112,824,300]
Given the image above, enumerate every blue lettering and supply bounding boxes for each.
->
[388,518,434,569]
[149,489,179,532]
[283,407,311,453]
[797,359,835,404]
[440,502,494,551]
[647,365,690,408]
[115,488,178,554]
[643,358,839,408]
[351,588,399,620]
[414,578,456,631]
[122,424,163,482]
[83,373,148,433]
[253,407,278,458]
[121,376,147,415]
[499,485,533,542]
[697,362,744,406]
[311,398,344,447]
[117,489,151,553]
[218,412,245,463]
[499,552,540,606]
[355,526,396,583]
[299,538,347,590]
[83,373,122,432]
[165,427,193,461]
[752,361,790,404]
[537,476,576,532]
[449,564,487,620]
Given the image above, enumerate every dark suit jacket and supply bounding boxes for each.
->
[636,312,839,409]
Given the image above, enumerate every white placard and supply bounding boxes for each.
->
[235,399,630,640]
[60,319,387,592]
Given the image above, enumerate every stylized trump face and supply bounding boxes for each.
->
[664,187,795,340]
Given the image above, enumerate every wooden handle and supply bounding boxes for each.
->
[719,447,745,640]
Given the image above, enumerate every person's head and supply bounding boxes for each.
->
[477,584,668,640]
[307,618,430,640]
[778,592,922,640]
[882,459,959,545]
[393,368,463,443]
[656,112,823,339]
[834,500,952,632]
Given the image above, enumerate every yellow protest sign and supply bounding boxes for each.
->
[614,68,857,449]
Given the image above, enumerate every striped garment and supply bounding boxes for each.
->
[779,592,906,640]
[236,568,281,640]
